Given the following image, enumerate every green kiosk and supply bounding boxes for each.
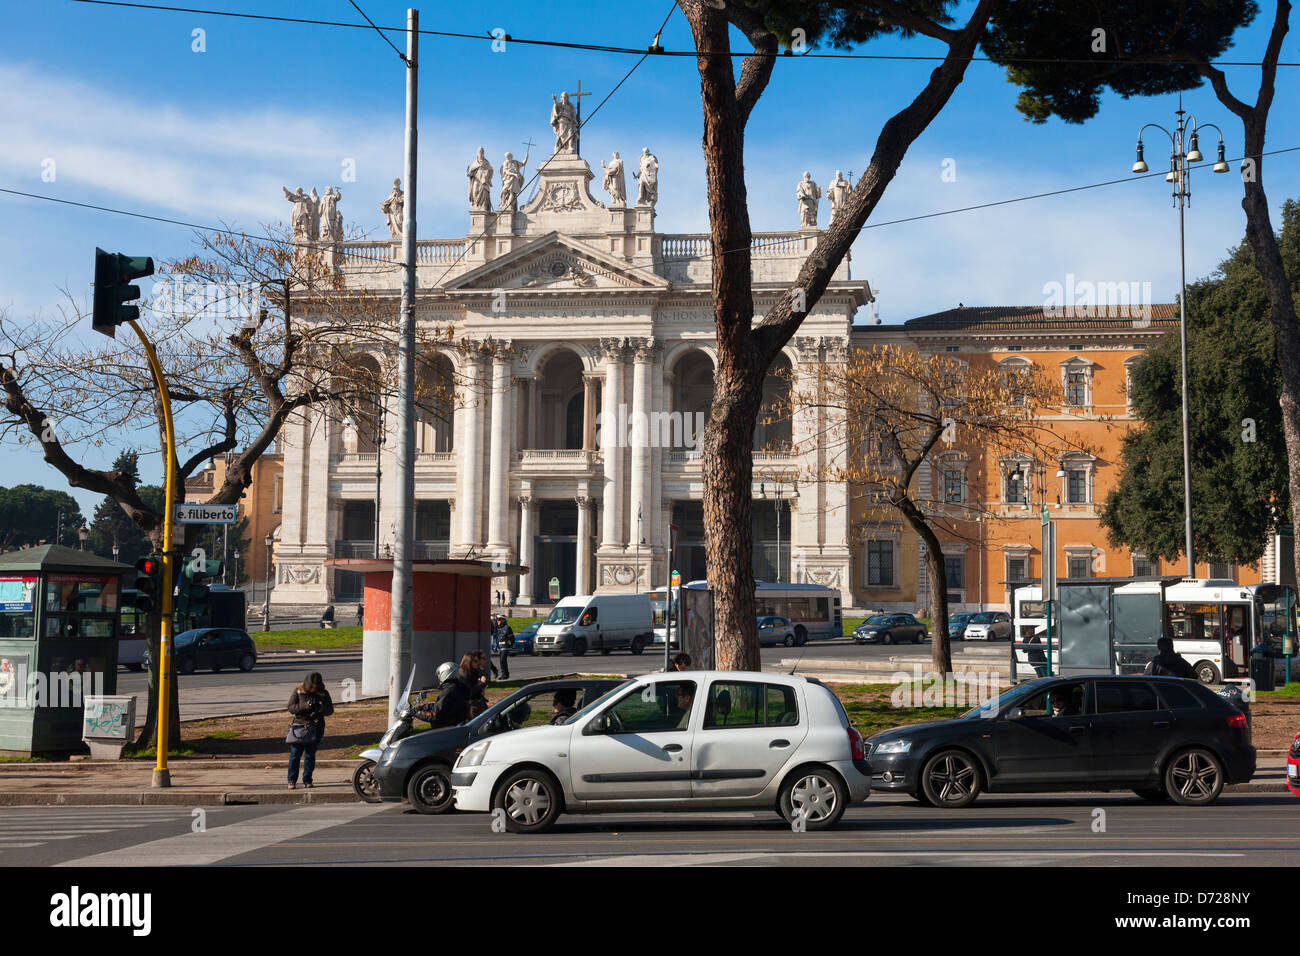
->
[0,545,131,755]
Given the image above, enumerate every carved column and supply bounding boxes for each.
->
[517,495,535,603]
[486,344,513,552]
[575,494,592,595]
[460,348,486,549]
[582,372,599,451]
[628,338,655,555]
[599,338,626,549]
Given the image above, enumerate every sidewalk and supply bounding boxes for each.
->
[0,759,362,806]
[0,755,1287,806]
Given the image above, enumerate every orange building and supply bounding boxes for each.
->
[849,306,1263,613]
[182,451,283,600]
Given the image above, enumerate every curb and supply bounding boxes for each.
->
[0,759,364,772]
[0,791,361,806]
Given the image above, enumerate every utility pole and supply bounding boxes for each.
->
[389,7,418,721]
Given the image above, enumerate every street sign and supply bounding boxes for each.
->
[174,503,237,525]
[1041,505,1050,526]
[671,569,681,587]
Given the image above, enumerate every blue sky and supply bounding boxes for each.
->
[2,0,1298,514]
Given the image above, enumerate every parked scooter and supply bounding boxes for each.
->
[352,668,432,803]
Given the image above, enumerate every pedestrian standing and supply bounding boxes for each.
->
[463,650,491,718]
[493,614,514,680]
[286,671,334,790]
[356,601,364,626]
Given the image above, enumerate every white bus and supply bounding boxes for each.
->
[649,580,843,646]
[1010,579,1295,686]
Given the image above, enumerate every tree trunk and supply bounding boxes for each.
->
[898,497,953,673]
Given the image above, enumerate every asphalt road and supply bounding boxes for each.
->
[10,792,1296,867]
[111,637,978,720]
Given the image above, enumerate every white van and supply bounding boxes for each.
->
[534,594,654,657]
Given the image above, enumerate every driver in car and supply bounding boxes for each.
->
[550,689,578,725]
[674,684,695,730]
[1049,686,1081,717]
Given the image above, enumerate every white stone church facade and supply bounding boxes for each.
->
[271,118,871,610]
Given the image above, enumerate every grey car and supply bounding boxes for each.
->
[962,611,1012,641]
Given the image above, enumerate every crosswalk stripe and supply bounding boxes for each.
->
[58,804,390,867]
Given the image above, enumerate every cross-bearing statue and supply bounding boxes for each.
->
[634,147,658,206]
[550,92,579,153]
[499,150,529,212]
[282,185,319,240]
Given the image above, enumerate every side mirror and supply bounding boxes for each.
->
[585,714,608,735]
[1006,706,1024,721]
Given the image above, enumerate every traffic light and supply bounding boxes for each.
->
[175,557,223,625]
[92,248,154,338]
[133,555,162,613]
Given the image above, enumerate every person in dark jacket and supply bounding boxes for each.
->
[424,662,472,727]
[287,672,334,789]
[550,688,578,724]
[463,650,491,718]
[492,615,514,680]
[1145,636,1200,681]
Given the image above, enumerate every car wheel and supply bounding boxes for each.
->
[494,767,563,833]
[352,760,382,803]
[920,749,981,808]
[238,654,255,672]
[779,766,848,830]
[1194,660,1222,685]
[630,636,645,656]
[179,656,196,676]
[883,632,894,646]
[406,762,455,814]
[1133,787,1171,803]
[572,639,587,657]
[1165,747,1225,806]
[529,646,537,657]
[913,631,922,644]
[784,634,795,648]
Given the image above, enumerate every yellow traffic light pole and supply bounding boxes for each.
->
[128,319,176,788]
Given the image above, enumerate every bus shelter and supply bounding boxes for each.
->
[328,558,525,696]
[0,545,130,755]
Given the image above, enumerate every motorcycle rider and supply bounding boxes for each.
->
[413,660,473,727]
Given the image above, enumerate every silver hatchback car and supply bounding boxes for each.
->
[451,671,870,833]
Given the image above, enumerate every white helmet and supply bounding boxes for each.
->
[436,661,456,684]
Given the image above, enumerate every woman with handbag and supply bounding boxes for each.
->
[286,671,334,790]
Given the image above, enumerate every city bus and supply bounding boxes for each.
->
[649,580,843,647]
[1010,578,1295,686]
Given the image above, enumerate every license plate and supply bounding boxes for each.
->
[1289,764,1297,778]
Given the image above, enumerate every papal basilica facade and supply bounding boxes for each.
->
[270,95,872,610]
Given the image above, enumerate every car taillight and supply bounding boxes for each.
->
[1290,736,1300,759]
[848,726,865,761]
[1227,713,1248,730]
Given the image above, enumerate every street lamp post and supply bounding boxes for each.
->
[233,549,240,589]
[77,525,88,551]
[1132,101,1229,578]
[761,480,799,582]
[263,533,273,632]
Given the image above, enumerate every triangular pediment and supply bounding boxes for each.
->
[443,232,669,293]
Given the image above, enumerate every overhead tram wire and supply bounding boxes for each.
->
[69,0,1300,68]
[4,145,1298,270]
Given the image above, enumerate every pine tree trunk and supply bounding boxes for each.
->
[898,497,953,673]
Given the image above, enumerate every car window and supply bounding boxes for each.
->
[1156,682,1202,710]
[606,680,696,733]
[703,681,800,729]
[1096,680,1160,714]
[1018,683,1085,718]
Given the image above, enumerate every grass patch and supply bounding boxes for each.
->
[831,682,971,737]
[0,755,46,763]
[253,626,362,649]
[201,730,242,740]
[507,616,543,631]
[1257,681,1300,699]
[122,744,199,759]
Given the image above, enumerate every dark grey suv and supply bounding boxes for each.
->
[867,675,1255,807]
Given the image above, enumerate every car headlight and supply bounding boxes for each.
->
[865,630,879,637]
[458,740,490,769]
[873,738,912,755]
[561,626,572,634]
[378,745,398,765]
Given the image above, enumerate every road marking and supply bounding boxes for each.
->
[57,804,390,867]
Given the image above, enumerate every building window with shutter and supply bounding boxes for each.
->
[867,541,894,587]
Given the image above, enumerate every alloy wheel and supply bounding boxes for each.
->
[1167,749,1223,805]
[926,752,978,807]
[789,773,838,822]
